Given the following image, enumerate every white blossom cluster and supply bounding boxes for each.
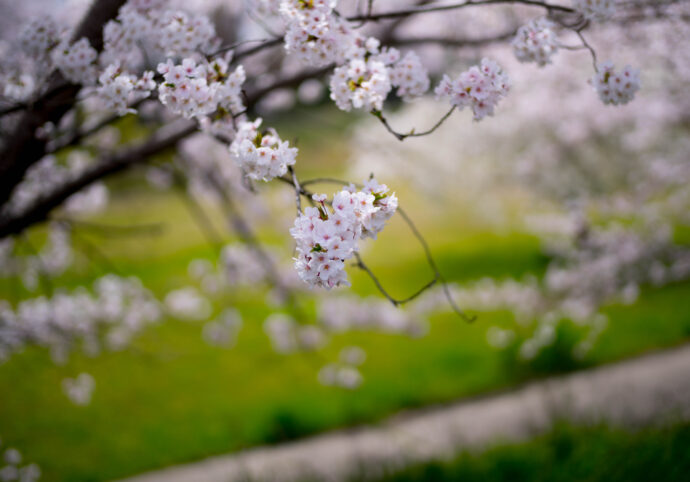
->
[318,346,366,389]
[259,293,435,387]
[290,179,398,289]
[278,1,429,111]
[263,313,327,353]
[155,9,217,58]
[229,118,298,181]
[164,287,212,321]
[157,58,246,119]
[348,10,690,358]
[102,1,217,69]
[19,16,59,62]
[444,221,690,361]
[329,41,395,112]
[511,17,559,67]
[0,224,72,291]
[3,152,109,219]
[390,51,431,100]
[279,0,354,67]
[435,58,511,120]
[203,308,242,347]
[0,275,161,363]
[591,61,640,105]
[96,64,156,116]
[52,38,99,85]
[318,295,429,337]
[330,41,430,112]
[572,0,616,21]
[2,73,36,102]
[62,373,95,406]
[64,182,109,215]
[189,248,271,295]
[247,0,283,17]
[0,441,40,482]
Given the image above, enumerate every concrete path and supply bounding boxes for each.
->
[120,344,690,482]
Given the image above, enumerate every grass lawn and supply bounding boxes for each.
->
[1,112,689,480]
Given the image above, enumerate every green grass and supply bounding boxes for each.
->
[377,422,690,482]
[1,214,688,480]
[1,113,689,480]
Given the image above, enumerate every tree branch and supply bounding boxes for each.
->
[372,106,457,141]
[0,121,196,239]
[279,176,475,321]
[0,0,127,208]
[347,0,575,22]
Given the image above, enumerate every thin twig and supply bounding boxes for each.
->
[372,106,456,141]
[289,166,303,215]
[347,0,575,22]
[20,234,53,296]
[51,217,165,237]
[171,164,225,249]
[574,28,599,71]
[396,206,476,322]
[69,228,122,275]
[207,37,278,60]
[280,176,475,321]
[354,252,439,306]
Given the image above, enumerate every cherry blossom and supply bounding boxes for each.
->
[435,58,511,120]
[591,61,641,105]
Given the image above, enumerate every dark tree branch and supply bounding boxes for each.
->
[0,121,196,239]
[0,0,127,208]
[388,29,518,48]
[347,0,575,22]
[245,65,335,110]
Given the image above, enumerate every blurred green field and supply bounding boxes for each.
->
[1,111,690,481]
[379,422,690,482]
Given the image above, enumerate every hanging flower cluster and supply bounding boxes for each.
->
[157,58,245,119]
[52,38,99,85]
[591,61,641,105]
[229,118,298,181]
[280,0,355,67]
[390,51,431,100]
[290,179,398,289]
[97,64,156,115]
[512,17,559,67]
[435,58,511,120]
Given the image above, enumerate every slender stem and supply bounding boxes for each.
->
[289,166,303,215]
[51,217,165,237]
[372,106,456,142]
[347,0,575,22]
[20,234,53,296]
[280,176,475,321]
[574,28,599,71]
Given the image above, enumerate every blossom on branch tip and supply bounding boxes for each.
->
[52,38,98,85]
[229,118,298,181]
[290,180,398,289]
[591,61,640,105]
[390,51,430,100]
[512,17,559,67]
[435,58,510,121]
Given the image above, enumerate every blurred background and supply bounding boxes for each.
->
[1,1,689,481]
